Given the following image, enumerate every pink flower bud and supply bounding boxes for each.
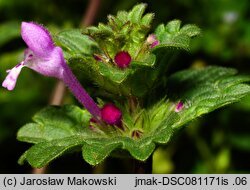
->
[101,104,122,125]
[146,34,159,48]
[114,51,131,69]
[175,101,184,112]
[151,40,159,48]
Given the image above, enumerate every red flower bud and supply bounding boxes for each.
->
[101,103,122,125]
[114,51,131,69]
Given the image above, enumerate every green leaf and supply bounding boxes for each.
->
[166,66,250,128]
[166,20,181,33]
[155,20,201,51]
[128,3,147,24]
[180,24,201,37]
[18,150,28,165]
[98,62,131,83]
[82,139,121,165]
[54,29,99,58]
[141,13,154,26]
[82,137,156,165]
[68,54,157,97]
[25,136,84,168]
[17,105,92,144]
[116,11,128,24]
[125,137,156,161]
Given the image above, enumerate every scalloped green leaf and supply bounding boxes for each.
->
[166,66,250,128]
[125,137,156,161]
[141,13,154,26]
[82,138,121,165]
[180,24,201,37]
[25,136,84,168]
[81,137,156,165]
[128,3,147,24]
[17,105,92,144]
[18,150,28,165]
[166,20,181,33]
[154,20,201,51]
[131,53,156,68]
[54,29,99,58]
[68,54,157,97]
[116,11,128,23]
[98,62,131,83]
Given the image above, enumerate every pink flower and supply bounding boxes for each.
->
[2,22,101,119]
[2,22,65,90]
[146,34,159,48]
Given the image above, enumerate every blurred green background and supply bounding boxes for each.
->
[0,0,250,173]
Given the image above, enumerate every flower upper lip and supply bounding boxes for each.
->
[21,22,55,57]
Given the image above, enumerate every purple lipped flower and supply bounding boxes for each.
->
[114,51,131,69]
[146,34,159,48]
[175,101,184,112]
[2,22,65,90]
[2,22,101,119]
